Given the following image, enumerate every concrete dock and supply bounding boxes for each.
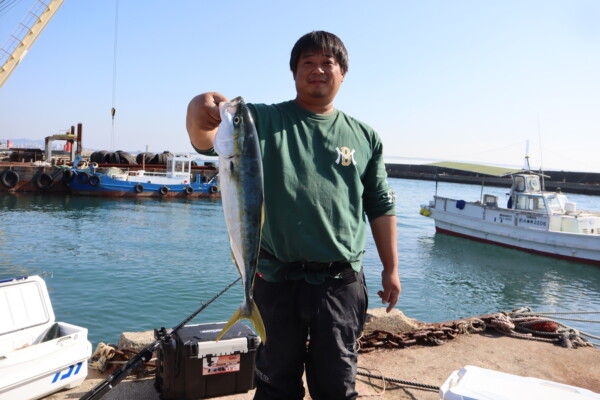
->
[44,310,600,400]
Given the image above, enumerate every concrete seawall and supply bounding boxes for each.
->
[386,163,600,195]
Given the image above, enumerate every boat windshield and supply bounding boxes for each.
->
[167,158,191,174]
[545,194,566,213]
[514,194,546,211]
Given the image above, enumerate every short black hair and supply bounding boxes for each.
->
[290,31,349,75]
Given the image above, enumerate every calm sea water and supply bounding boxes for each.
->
[1,178,599,347]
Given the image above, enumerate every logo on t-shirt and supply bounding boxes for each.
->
[386,188,397,204]
[335,147,356,166]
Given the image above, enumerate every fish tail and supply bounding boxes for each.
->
[249,299,267,344]
[216,307,242,342]
[216,301,267,344]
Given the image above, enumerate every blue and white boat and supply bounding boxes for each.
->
[66,155,219,198]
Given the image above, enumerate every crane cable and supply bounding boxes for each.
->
[110,0,119,151]
[0,0,21,18]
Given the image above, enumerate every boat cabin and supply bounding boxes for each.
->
[508,173,569,214]
[166,155,192,178]
[106,155,195,184]
[511,174,541,193]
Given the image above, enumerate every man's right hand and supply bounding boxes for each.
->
[186,92,229,151]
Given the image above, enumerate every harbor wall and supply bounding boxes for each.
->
[2,160,599,196]
[385,164,600,196]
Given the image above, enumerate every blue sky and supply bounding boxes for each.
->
[1,0,599,172]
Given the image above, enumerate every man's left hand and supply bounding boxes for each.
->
[377,270,401,313]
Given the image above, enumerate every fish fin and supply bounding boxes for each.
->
[216,301,267,344]
[216,307,242,343]
[249,299,267,344]
[230,247,236,264]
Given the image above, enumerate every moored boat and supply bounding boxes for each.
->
[420,170,600,266]
[67,154,219,197]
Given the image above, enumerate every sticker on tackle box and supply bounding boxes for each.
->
[202,354,241,375]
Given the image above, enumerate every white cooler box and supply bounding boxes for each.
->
[0,275,92,400]
[440,365,600,400]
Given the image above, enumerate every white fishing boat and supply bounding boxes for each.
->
[420,168,600,266]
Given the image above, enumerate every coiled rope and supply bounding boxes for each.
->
[496,307,600,348]
[354,306,598,395]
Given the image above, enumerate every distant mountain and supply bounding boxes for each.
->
[1,138,45,149]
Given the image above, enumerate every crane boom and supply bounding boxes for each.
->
[0,0,64,88]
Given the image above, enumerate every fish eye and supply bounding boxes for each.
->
[234,116,240,124]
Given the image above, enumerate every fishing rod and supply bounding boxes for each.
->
[80,276,241,400]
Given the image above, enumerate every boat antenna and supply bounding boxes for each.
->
[537,113,545,190]
[524,139,531,171]
[479,176,485,203]
[434,167,439,197]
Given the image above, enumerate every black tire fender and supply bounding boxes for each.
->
[1,170,20,188]
[159,186,169,195]
[209,185,218,194]
[89,175,101,186]
[77,172,90,184]
[34,172,53,190]
[184,186,194,195]
[62,169,75,183]
[134,183,144,193]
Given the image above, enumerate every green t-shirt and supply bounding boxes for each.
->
[196,100,396,283]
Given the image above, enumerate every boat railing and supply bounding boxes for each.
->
[130,170,166,178]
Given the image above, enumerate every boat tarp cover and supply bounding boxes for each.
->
[426,162,520,177]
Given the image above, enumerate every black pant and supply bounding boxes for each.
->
[253,270,368,400]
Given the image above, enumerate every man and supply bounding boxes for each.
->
[187,31,400,400]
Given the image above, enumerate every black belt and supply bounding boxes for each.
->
[259,248,357,283]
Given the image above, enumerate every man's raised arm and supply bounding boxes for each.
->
[186,92,229,151]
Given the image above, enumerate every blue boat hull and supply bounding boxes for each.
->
[67,171,219,198]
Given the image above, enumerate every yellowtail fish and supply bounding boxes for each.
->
[214,96,266,344]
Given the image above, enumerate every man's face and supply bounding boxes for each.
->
[293,50,345,105]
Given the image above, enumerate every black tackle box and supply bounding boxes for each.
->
[155,322,261,399]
